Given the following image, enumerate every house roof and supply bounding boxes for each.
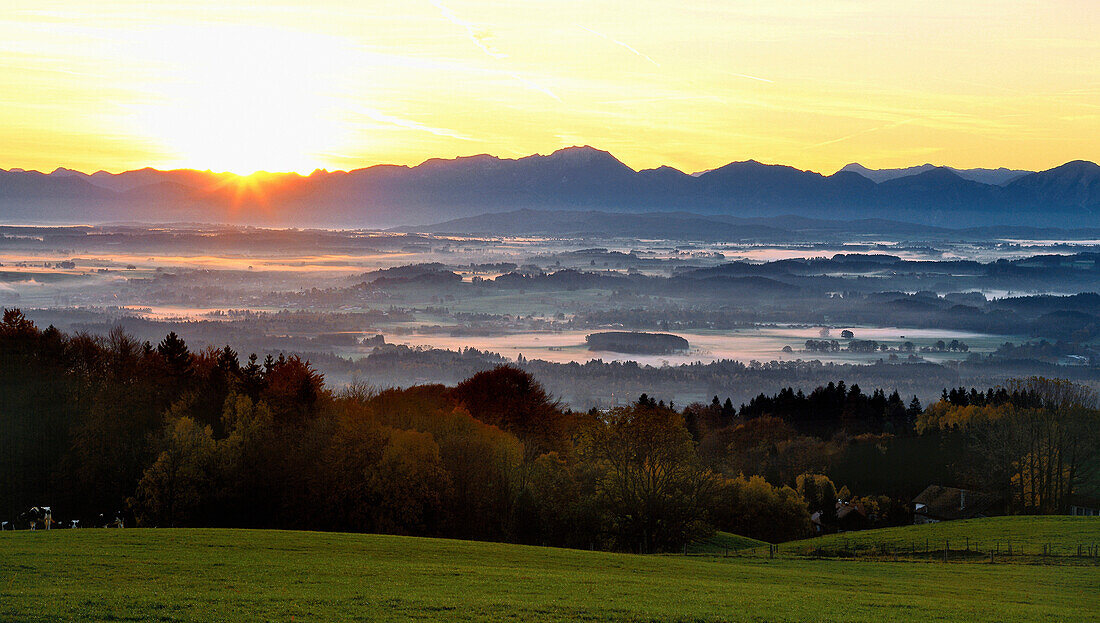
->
[913,485,998,520]
[836,501,867,521]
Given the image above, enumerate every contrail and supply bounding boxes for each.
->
[356,107,473,140]
[510,73,562,102]
[432,0,507,59]
[430,1,560,102]
[578,25,660,67]
[805,118,918,149]
[729,72,773,84]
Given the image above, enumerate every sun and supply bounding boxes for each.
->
[129,25,354,174]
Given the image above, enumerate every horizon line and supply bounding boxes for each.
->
[1,145,1095,179]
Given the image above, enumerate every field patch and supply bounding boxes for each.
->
[1,528,1097,622]
[781,516,1100,560]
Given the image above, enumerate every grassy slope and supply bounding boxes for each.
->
[2,528,1097,622]
[687,530,768,554]
[783,516,1100,556]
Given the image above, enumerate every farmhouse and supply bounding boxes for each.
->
[912,485,999,524]
[810,500,870,534]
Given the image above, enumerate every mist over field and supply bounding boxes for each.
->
[2,214,1098,407]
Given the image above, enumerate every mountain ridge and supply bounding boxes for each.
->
[1,146,1097,228]
[840,162,1033,185]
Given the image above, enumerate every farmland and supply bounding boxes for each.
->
[780,516,1100,559]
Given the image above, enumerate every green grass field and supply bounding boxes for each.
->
[686,530,768,555]
[2,527,1097,622]
[782,516,1100,558]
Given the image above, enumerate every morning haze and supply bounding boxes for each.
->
[1,2,1098,622]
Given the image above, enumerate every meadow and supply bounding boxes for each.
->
[777,516,1100,560]
[2,527,1097,622]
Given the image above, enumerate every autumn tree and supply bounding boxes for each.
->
[713,474,811,543]
[579,402,720,552]
[450,365,568,457]
[919,377,1100,514]
[131,415,219,527]
[796,473,838,525]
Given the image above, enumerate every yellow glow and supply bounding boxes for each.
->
[1,1,1097,175]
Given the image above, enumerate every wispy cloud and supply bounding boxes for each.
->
[431,0,507,60]
[353,107,472,140]
[728,72,773,84]
[429,1,559,102]
[509,73,562,102]
[805,117,918,150]
[577,25,659,67]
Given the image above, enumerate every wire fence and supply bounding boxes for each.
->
[688,538,1100,564]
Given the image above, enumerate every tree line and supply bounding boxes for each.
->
[3,309,1096,550]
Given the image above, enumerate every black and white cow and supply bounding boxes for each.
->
[20,507,55,530]
[0,520,10,531]
[99,512,124,528]
[68,519,80,529]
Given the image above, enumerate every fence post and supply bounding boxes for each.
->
[944,539,949,563]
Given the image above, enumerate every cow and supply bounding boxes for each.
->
[1,521,10,531]
[99,513,124,529]
[68,519,80,529]
[19,507,54,530]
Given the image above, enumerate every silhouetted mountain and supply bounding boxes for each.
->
[841,163,1031,185]
[1,147,1096,228]
[390,209,791,240]
[1003,160,1100,211]
[395,208,1100,242]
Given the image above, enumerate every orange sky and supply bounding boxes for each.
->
[2,1,1098,175]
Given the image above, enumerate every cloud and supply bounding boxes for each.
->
[429,2,559,102]
[728,72,773,84]
[509,73,562,102]
[805,117,919,150]
[353,107,472,140]
[577,25,659,67]
[431,0,507,60]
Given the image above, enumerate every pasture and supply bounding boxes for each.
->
[2,527,1097,622]
[780,516,1100,560]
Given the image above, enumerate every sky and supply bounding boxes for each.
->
[1,0,1097,175]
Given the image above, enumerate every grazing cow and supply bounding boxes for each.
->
[19,507,54,530]
[99,513,124,529]
[69,519,80,529]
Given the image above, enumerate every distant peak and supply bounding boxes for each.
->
[546,145,617,160]
[540,145,634,171]
[1053,160,1100,173]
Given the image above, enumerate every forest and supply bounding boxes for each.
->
[2,308,1098,551]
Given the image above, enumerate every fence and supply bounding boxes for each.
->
[689,538,1100,564]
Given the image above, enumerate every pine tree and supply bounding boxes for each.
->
[157,332,193,380]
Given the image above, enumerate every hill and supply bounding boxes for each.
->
[783,516,1100,558]
[686,530,768,554]
[1,528,1096,621]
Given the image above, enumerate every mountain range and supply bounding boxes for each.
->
[837,163,1032,185]
[1,147,1097,228]
[391,209,1100,242]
